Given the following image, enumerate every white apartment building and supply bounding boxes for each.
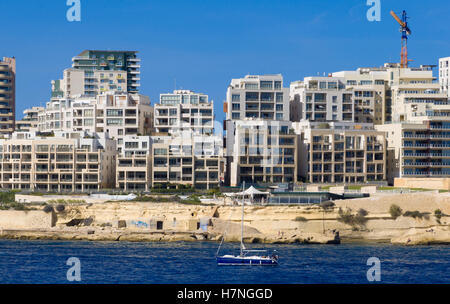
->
[290,77,354,122]
[225,119,297,187]
[154,90,214,135]
[295,121,386,184]
[37,91,153,154]
[0,131,116,192]
[332,67,390,124]
[333,63,443,124]
[15,106,44,132]
[439,57,449,96]
[225,74,289,121]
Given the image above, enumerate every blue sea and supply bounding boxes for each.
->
[0,240,449,284]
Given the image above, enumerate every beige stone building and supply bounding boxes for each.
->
[116,136,151,192]
[295,121,386,184]
[0,131,116,192]
[225,120,298,186]
[151,134,221,190]
[0,57,15,136]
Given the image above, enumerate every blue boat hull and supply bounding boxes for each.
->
[216,256,278,266]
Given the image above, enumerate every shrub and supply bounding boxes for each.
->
[357,208,368,217]
[294,216,308,222]
[389,204,403,219]
[0,191,15,204]
[337,208,354,225]
[337,208,368,229]
[55,204,65,212]
[434,209,443,224]
[207,188,222,197]
[403,210,425,219]
[319,201,335,210]
[43,205,54,213]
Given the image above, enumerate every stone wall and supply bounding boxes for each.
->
[394,177,450,190]
[0,210,55,229]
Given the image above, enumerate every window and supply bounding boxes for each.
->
[232,94,240,101]
[106,118,123,126]
[260,81,273,89]
[106,109,123,117]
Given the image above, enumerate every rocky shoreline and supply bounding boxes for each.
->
[0,227,341,244]
[1,192,450,246]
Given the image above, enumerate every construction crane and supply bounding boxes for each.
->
[390,10,412,68]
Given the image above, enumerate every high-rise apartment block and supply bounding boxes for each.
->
[0,57,15,136]
[52,50,140,98]
[151,89,222,189]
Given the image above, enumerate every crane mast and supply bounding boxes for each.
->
[390,10,412,68]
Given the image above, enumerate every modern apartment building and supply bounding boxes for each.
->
[0,57,15,136]
[376,115,450,184]
[52,50,141,98]
[0,131,116,192]
[224,120,297,186]
[15,107,44,132]
[332,67,390,124]
[225,74,289,121]
[154,90,214,135]
[439,57,449,96]
[295,121,386,184]
[151,133,222,189]
[333,63,442,124]
[116,136,152,192]
[290,77,354,122]
[37,91,153,154]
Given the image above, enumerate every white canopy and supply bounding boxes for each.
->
[243,186,270,196]
[224,186,270,198]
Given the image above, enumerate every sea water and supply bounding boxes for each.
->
[0,240,448,284]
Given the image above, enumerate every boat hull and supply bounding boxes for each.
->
[216,256,278,266]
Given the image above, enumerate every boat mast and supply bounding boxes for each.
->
[240,181,245,256]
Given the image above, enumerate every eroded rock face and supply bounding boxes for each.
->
[391,226,450,245]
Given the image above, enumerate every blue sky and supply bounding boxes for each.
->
[2,0,450,122]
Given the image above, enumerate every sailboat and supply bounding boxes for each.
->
[216,182,279,266]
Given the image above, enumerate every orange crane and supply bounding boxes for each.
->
[390,10,412,68]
